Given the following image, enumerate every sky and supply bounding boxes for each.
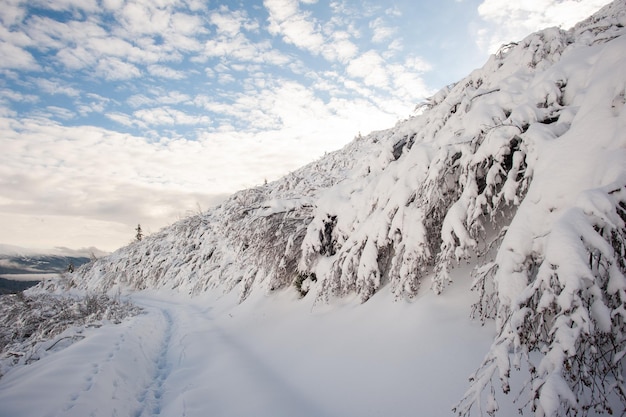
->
[0,0,611,253]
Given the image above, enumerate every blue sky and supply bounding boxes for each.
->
[0,0,611,252]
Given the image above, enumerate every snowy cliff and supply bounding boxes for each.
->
[58,1,626,416]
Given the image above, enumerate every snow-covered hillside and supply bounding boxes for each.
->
[7,1,626,416]
[68,1,625,303]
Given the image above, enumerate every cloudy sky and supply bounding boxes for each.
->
[0,0,610,252]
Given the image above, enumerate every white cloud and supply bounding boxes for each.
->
[96,57,142,80]
[127,94,152,108]
[153,90,191,105]
[120,2,171,35]
[44,106,76,120]
[209,8,248,36]
[147,64,186,79]
[162,31,203,53]
[202,33,256,60]
[384,38,403,56]
[217,72,236,84]
[170,12,206,35]
[264,0,298,23]
[23,16,165,72]
[200,30,291,66]
[87,36,149,62]
[0,112,347,249]
[25,16,106,51]
[55,46,97,70]
[106,111,140,128]
[0,117,225,218]
[369,17,396,43]
[389,67,431,100]
[102,0,124,11]
[0,40,40,70]
[31,0,99,12]
[265,0,325,54]
[385,5,402,18]
[76,96,109,116]
[404,56,432,73]
[346,50,388,88]
[133,92,196,111]
[194,78,334,131]
[321,31,357,63]
[133,107,210,126]
[0,0,26,27]
[476,0,611,52]
[34,78,81,97]
[0,88,39,104]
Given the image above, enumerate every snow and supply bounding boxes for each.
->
[0,271,497,417]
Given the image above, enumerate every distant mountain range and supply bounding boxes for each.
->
[0,253,91,276]
[0,245,107,293]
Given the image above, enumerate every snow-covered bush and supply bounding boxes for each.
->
[297,28,566,302]
[456,184,626,416]
[453,2,626,415]
[0,290,140,378]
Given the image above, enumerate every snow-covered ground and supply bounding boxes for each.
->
[0,268,504,417]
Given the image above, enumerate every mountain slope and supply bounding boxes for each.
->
[68,2,625,304]
[57,2,626,416]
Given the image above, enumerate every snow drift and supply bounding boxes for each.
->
[48,1,626,416]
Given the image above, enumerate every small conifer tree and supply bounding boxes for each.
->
[135,224,143,241]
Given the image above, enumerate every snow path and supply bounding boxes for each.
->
[138,295,336,417]
[133,306,173,417]
[0,277,502,417]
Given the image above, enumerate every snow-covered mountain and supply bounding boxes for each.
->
[0,245,104,293]
[38,1,626,416]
